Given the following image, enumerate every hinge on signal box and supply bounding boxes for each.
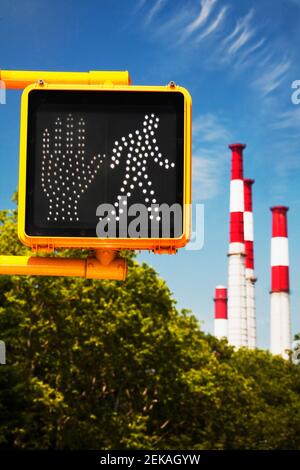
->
[152,246,177,255]
[31,242,55,254]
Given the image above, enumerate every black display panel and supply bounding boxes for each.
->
[25,89,184,238]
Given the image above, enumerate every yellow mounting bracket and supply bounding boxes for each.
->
[0,69,131,280]
[0,250,127,281]
[0,69,131,89]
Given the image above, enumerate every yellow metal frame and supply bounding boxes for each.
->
[18,81,192,252]
[0,69,131,89]
[0,250,127,280]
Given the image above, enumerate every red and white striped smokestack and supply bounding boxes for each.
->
[214,286,228,339]
[227,143,247,348]
[270,206,291,359]
[244,179,256,349]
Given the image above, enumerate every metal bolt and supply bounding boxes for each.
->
[168,81,176,88]
[37,79,45,86]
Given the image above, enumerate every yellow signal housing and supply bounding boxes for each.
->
[18,81,192,253]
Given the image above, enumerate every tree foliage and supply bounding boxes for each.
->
[1,207,300,449]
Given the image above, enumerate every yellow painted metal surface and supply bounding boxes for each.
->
[0,70,131,89]
[18,81,192,252]
[0,254,127,280]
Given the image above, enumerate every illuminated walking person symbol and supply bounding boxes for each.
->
[41,114,104,222]
[101,113,175,222]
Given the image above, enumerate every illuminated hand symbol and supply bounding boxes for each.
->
[41,114,104,222]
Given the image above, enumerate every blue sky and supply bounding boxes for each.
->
[0,0,300,348]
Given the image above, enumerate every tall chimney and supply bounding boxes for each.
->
[227,143,247,348]
[270,206,291,359]
[244,179,257,349]
[214,286,228,339]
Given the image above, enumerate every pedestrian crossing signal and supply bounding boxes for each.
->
[18,83,192,252]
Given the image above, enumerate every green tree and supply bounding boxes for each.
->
[1,205,300,449]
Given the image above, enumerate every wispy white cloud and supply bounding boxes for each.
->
[144,0,167,25]
[193,155,219,200]
[227,28,254,55]
[193,113,231,143]
[224,10,254,45]
[195,5,228,42]
[192,113,232,200]
[154,10,188,37]
[137,0,147,7]
[271,107,300,129]
[138,1,292,107]
[287,0,300,6]
[223,10,255,56]
[253,58,291,96]
[233,37,266,69]
[180,0,217,41]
